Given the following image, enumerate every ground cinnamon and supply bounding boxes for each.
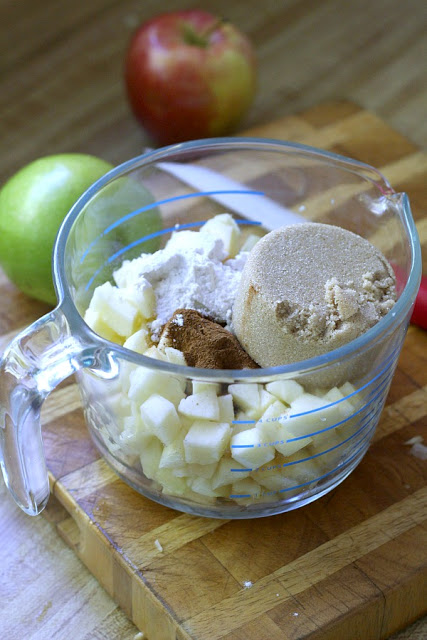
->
[159,308,259,370]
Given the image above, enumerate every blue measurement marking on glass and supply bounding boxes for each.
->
[81,189,264,264]
[232,419,256,425]
[229,406,381,500]
[229,420,378,501]
[278,422,378,494]
[279,405,381,469]
[231,444,255,449]
[83,190,263,291]
[229,494,252,499]
[285,368,393,443]
[231,468,253,472]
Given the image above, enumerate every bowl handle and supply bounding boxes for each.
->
[0,307,112,515]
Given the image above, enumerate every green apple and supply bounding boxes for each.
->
[0,154,114,305]
[0,153,162,306]
[71,173,161,313]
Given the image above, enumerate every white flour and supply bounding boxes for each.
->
[113,227,248,339]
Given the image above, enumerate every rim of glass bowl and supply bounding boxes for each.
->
[53,137,422,381]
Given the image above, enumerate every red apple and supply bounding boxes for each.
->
[124,10,257,145]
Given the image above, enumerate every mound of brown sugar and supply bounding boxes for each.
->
[232,223,397,367]
[159,308,259,370]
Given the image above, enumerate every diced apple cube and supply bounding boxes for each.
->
[184,420,231,465]
[123,327,150,354]
[119,415,151,454]
[231,428,275,469]
[84,308,123,344]
[323,386,355,419]
[109,392,132,418]
[287,393,330,437]
[159,437,186,469]
[143,345,168,361]
[113,257,144,288]
[186,462,217,479]
[228,383,261,413]
[339,381,358,403]
[139,437,163,480]
[156,468,188,496]
[192,380,221,395]
[178,389,220,421]
[257,401,312,457]
[266,379,304,405]
[122,281,156,320]
[89,281,139,337]
[164,347,187,366]
[181,489,217,505]
[140,394,181,445]
[258,469,297,492]
[231,477,261,499]
[240,233,261,253]
[218,394,234,423]
[308,431,345,470]
[282,452,321,484]
[200,213,241,257]
[259,389,276,414]
[187,476,226,498]
[211,458,250,489]
[232,422,255,437]
[128,368,185,406]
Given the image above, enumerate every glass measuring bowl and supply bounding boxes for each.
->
[0,139,421,518]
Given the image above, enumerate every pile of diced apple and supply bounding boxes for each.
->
[83,214,362,505]
[105,348,361,505]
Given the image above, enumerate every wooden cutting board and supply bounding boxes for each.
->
[1,102,426,640]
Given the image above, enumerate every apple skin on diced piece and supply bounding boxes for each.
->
[140,394,182,445]
[184,420,231,464]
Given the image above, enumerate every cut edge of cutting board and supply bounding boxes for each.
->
[39,101,427,640]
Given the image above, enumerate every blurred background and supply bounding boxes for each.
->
[1,0,426,185]
[0,1,426,638]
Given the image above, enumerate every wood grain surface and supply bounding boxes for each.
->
[1,102,426,639]
[1,1,426,639]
